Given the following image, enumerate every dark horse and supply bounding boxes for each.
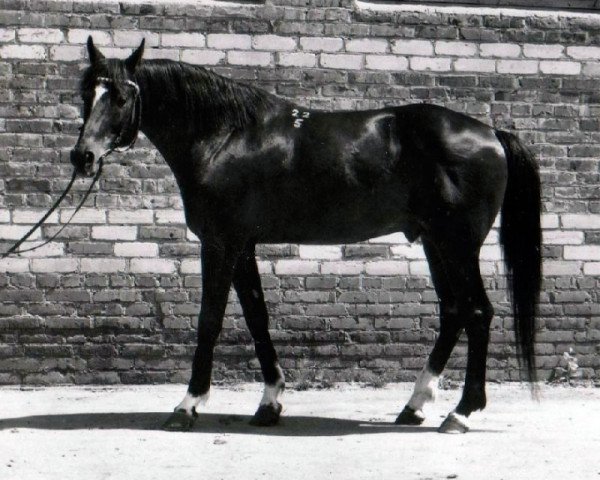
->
[70,38,541,433]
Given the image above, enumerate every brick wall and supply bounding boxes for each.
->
[0,0,599,386]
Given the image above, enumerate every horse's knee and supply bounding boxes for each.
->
[464,301,493,337]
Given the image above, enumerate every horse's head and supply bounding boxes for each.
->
[70,36,145,176]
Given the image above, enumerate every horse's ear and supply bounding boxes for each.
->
[87,36,105,64]
[125,39,145,73]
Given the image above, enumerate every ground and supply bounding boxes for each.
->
[0,383,598,480]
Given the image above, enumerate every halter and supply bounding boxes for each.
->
[96,77,142,153]
[1,78,142,258]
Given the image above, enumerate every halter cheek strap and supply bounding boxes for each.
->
[96,77,142,154]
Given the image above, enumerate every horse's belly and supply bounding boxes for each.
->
[251,187,419,244]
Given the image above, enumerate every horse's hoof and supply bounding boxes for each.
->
[162,408,198,431]
[395,406,425,425]
[438,412,469,434]
[249,402,282,427]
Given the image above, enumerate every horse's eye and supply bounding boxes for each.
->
[116,95,127,108]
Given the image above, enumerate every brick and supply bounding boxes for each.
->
[275,260,319,275]
[320,53,363,70]
[31,258,77,273]
[454,58,496,73]
[346,38,388,53]
[252,35,297,51]
[154,209,185,224]
[544,261,582,276]
[277,52,316,68]
[299,245,342,260]
[567,46,600,59]
[114,242,159,257]
[180,259,200,274]
[523,44,564,59]
[181,49,225,65]
[409,261,430,276]
[60,208,106,224]
[542,214,560,229]
[365,260,409,276]
[435,41,477,57]
[390,244,425,259]
[391,39,433,56]
[113,31,159,47]
[108,210,154,224]
[543,231,584,245]
[0,225,41,241]
[583,262,600,275]
[130,259,177,274]
[207,34,251,50]
[18,242,64,258]
[67,29,111,45]
[365,55,408,71]
[561,215,600,229]
[0,29,15,42]
[0,258,29,273]
[320,261,363,275]
[80,259,126,273]
[50,45,83,62]
[497,60,539,74]
[564,246,600,260]
[227,51,272,67]
[92,226,137,241]
[143,48,179,61]
[18,28,64,44]
[480,43,521,58]
[12,209,59,224]
[368,232,408,244]
[0,45,46,60]
[161,32,205,48]
[300,37,343,52]
[540,61,581,75]
[410,57,452,72]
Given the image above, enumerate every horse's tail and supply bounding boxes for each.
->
[495,129,542,386]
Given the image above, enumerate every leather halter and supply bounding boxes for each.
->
[96,76,142,153]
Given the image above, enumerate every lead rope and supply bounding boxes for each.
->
[1,160,103,258]
[1,77,141,259]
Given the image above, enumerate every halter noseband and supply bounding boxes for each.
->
[96,76,142,153]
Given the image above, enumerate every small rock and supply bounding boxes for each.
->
[213,438,227,445]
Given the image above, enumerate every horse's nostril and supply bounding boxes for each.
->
[85,151,94,164]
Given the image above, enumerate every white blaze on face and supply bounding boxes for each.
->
[92,83,109,109]
[407,364,439,411]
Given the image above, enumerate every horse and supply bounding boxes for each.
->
[70,37,541,434]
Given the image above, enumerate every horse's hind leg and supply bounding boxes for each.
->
[163,243,238,431]
[396,239,463,426]
[436,247,493,434]
[233,243,284,427]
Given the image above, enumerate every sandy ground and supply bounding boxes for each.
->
[0,383,598,480]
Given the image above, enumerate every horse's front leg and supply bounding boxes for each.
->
[163,243,238,431]
[233,243,285,426]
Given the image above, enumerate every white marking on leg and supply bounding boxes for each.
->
[260,365,285,407]
[407,364,439,411]
[443,410,470,433]
[175,391,209,414]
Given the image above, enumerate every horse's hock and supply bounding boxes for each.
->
[0,0,599,386]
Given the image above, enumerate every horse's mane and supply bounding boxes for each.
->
[134,60,282,133]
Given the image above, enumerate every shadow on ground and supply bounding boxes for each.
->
[0,412,498,435]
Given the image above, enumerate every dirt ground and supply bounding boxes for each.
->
[0,383,598,480]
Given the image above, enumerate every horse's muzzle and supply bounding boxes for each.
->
[70,149,96,177]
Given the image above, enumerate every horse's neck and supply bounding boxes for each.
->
[135,62,277,170]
